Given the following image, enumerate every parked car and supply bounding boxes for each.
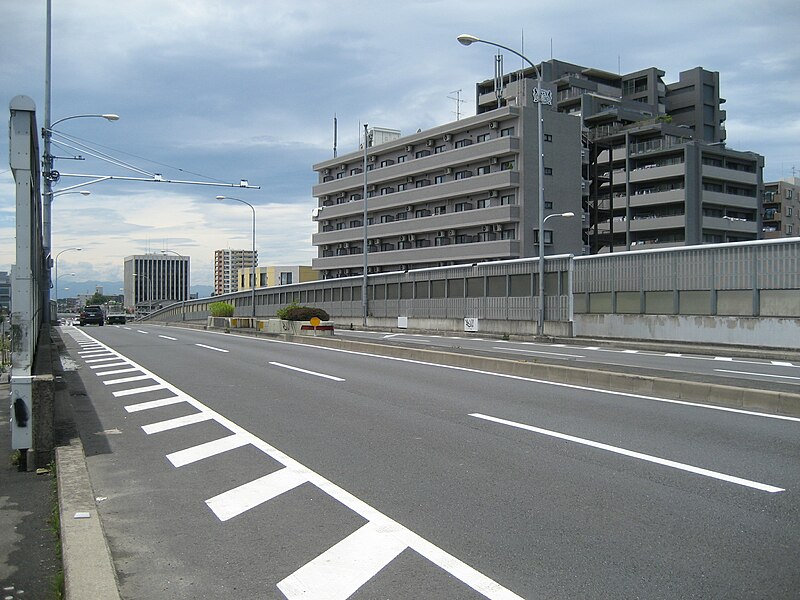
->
[107,312,126,324]
[79,305,104,326]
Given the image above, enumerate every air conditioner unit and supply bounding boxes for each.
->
[368,185,376,192]
[491,157,499,165]
[320,195,328,201]
[493,224,503,232]
[406,145,414,152]
[406,176,414,183]
[437,230,446,237]
[337,243,345,248]
[405,205,414,212]
[447,229,456,236]
[408,234,416,241]
[323,220,330,226]
[399,235,407,242]
[489,190,499,198]
[489,121,499,129]
[343,242,350,248]
[373,238,381,244]
[445,167,453,175]
[368,155,376,162]
[443,134,452,142]
[340,164,347,170]
[482,225,490,232]
[426,139,435,147]
[323,168,330,175]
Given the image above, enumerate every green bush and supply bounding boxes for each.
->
[209,302,235,317]
[276,301,329,322]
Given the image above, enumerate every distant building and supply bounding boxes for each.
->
[214,249,257,295]
[123,253,190,314]
[0,271,10,313]
[763,177,800,239]
[238,265,318,290]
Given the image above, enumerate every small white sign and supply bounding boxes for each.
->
[397,316,408,329]
[464,317,479,332]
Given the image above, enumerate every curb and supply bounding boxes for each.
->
[56,439,121,600]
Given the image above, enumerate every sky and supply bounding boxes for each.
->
[2,0,798,287]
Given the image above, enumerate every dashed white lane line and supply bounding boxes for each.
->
[715,369,800,382]
[492,347,583,358]
[159,335,177,340]
[470,413,785,494]
[137,330,148,334]
[195,343,229,353]
[269,362,345,381]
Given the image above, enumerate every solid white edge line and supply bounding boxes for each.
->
[469,413,785,493]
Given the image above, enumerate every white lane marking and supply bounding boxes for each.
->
[141,412,214,434]
[75,327,524,600]
[125,397,187,413]
[665,353,683,357]
[269,362,345,382]
[96,367,140,377]
[167,435,250,468]
[259,337,800,423]
[137,330,148,334]
[470,413,784,493]
[103,375,153,386]
[123,327,132,330]
[79,350,111,356]
[715,369,800,382]
[550,344,567,347]
[195,343,229,353]
[621,349,639,354]
[383,333,403,339]
[771,361,796,367]
[159,335,177,340]
[714,357,734,362]
[112,384,166,397]
[90,362,129,370]
[206,468,308,522]
[492,347,584,358]
[583,346,601,350]
[278,521,408,600]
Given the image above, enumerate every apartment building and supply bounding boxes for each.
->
[311,101,583,278]
[475,60,762,252]
[214,249,257,295]
[0,271,10,313]
[763,177,800,239]
[238,265,318,290]
[123,253,190,313]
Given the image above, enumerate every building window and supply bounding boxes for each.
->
[533,230,553,244]
[336,172,344,179]
[477,133,490,142]
[455,202,473,212]
[544,167,553,176]
[455,170,473,180]
[380,214,394,223]
[434,175,445,184]
[350,193,362,201]
[415,179,431,188]
[500,127,514,137]
[380,159,394,167]
[434,145,446,154]
[455,139,473,148]
[477,198,488,209]
[336,222,344,230]
[397,155,406,163]
[500,194,516,205]
[787,206,794,217]
[415,208,432,218]
[349,220,362,228]
[380,186,394,195]
[477,165,491,175]
[544,133,553,142]
[415,150,431,158]
[366,164,374,171]
[435,205,446,215]
[788,224,794,235]
[350,168,363,176]
[545,201,553,209]
[501,161,514,171]
[501,229,516,240]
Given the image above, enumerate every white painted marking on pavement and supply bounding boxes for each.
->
[269,362,345,381]
[159,335,177,340]
[167,435,250,468]
[79,350,112,355]
[771,361,796,367]
[112,384,165,397]
[90,362,129,370]
[714,356,734,361]
[141,412,213,434]
[492,347,583,358]
[84,356,122,364]
[124,397,187,413]
[103,375,153,386]
[137,330,148,334]
[96,367,140,377]
[664,353,683,357]
[470,413,784,493]
[278,521,408,600]
[206,468,308,522]
[195,343,229,353]
[715,369,800,382]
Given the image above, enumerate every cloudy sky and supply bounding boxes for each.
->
[2,0,798,287]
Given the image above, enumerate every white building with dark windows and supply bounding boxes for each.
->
[214,249,257,295]
[123,254,190,314]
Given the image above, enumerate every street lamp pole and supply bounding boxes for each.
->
[458,33,550,335]
[54,247,81,315]
[362,123,369,327]
[216,196,257,318]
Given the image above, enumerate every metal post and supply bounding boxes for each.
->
[362,123,369,327]
[42,0,53,323]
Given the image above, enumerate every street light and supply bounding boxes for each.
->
[50,190,91,198]
[458,33,550,335]
[54,247,82,316]
[216,196,257,318]
[539,211,575,333]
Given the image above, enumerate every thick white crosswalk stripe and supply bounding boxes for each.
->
[125,397,187,413]
[112,384,166,397]
[103,375,153,386]
[167,435,250,468]
[141,412,213,434]
[278,521,408,600]
[206,468,308,522]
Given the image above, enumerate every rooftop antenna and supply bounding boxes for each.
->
[333,114,338,158]
[448,89,465,120]
[494,53,504,109]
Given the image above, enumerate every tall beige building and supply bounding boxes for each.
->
[214,249,257,295]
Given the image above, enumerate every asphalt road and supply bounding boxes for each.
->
[59,323,800,599]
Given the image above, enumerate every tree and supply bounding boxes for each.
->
[87,292,110,305]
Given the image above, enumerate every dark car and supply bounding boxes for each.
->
[107,312,126,324]
[79,305,105,326]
